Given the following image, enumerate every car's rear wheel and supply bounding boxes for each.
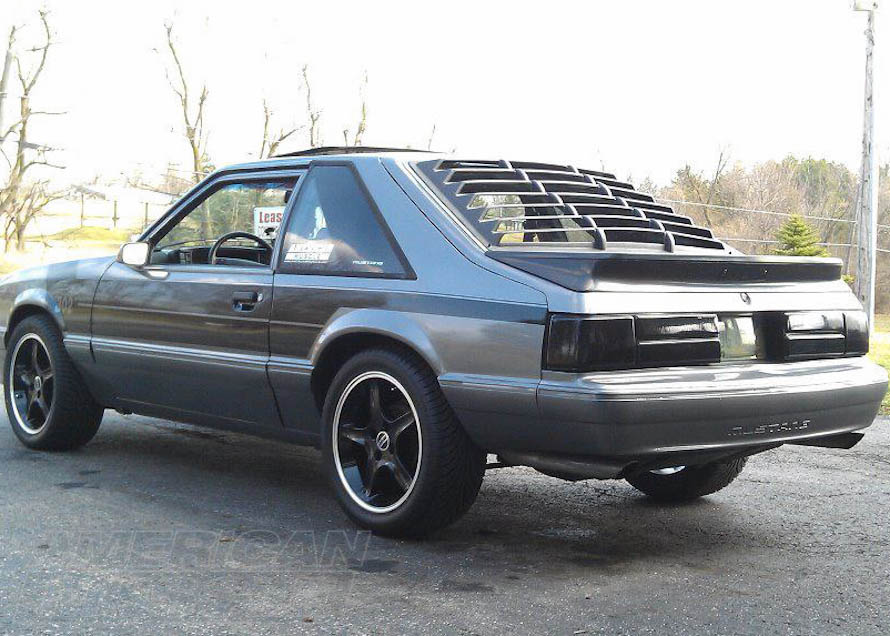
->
[321,348,486,538]
[625,458,748,502]
[4,315,103,450]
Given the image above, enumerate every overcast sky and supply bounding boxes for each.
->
[2,0,888,187]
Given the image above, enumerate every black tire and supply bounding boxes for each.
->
[4,314,103,450]
[625,458,748,502]
[321,347,485,538]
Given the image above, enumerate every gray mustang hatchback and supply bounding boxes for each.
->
[1,147,886,537]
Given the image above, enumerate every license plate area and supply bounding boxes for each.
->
[717,315,759,361]
[718,310,868,363]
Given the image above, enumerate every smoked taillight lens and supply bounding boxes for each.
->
[844,311,869,356]
[544,314,720,372]
[544,310,869,373]
[781,310,868,360]
[544,315,635,372]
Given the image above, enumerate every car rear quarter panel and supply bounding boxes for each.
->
[269,157,549,438]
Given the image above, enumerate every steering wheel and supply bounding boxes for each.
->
[208,231,273,266]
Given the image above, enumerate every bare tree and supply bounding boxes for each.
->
[669,148,730,228]
[3,181,65,251]
[259,99,301,159]
[426,124,437,151]
[351,71,368,146]
[161,23,212,236]
[162,24,210,183]
[340,72,369,147]
[302,65,321,148]
[301,68,370,149]
[0,11,66,252]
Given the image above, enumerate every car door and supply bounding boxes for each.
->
[90,170,300,428]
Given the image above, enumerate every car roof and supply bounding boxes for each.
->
[219,147,441,174]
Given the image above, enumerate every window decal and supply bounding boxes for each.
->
[284,240,335,263]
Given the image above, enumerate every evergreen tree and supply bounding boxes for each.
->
[773,214,828,257]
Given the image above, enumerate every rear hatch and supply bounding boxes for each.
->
[413,157,841,291]
[415,158,863,370]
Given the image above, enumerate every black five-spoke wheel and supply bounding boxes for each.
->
[4,314,103,450]
[333,371,421,513]
[322,348,486,537]
[9,334,55,435]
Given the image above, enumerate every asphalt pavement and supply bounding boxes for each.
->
[1,411,888,635]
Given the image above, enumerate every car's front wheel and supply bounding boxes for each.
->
[625,458,748,502]
[321,347,486,538]
[4,314,103,450]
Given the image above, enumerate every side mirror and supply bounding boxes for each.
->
[118,242,150,267]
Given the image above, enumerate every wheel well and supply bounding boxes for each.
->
[4,305,54,346]
[310,333,433,412]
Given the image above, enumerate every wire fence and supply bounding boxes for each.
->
[26,196,172,245]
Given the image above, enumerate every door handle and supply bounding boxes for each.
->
[232,291,261,312]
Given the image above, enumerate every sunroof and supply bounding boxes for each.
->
[414,159,726,253]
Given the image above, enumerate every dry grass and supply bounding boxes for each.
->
[0,226,131,277]
[868,315,890,414]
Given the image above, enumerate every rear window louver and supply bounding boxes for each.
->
[415,159,726,253]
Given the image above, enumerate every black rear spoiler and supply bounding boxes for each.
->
[487,249,842,291]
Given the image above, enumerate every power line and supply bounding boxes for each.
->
[658,198,858,225]
[720,237,854,248]
[660,197,890,232]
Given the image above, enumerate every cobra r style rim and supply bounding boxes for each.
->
[8,333,55,435]
[332,371,422,513]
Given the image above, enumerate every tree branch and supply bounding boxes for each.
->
[16,10,51,95]
[162,23,210,183]
[25,110,66,117]
[260,99,271,159]
[22,158,65,172]
[165,23,190,113]
[351,71,368,146]
[302,65,321,148]
[426,124,437,151]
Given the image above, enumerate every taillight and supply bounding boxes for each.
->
[635,315,720,366]
[543,310,870,373]
[782,310,868,360]
[544,314,720,372]
[544,315,635,372]
[844,311,869,356]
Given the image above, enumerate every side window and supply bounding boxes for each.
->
[151,178,296,265]
[278,165,408,277]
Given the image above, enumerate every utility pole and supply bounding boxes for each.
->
[854,1,879,326]
[0,28,14,139]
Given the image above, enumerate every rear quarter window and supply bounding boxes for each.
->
[277,164,410,278]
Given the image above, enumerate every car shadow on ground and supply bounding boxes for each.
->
[7,415,773,577]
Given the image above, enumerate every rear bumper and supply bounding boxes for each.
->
[443,357,887,460]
